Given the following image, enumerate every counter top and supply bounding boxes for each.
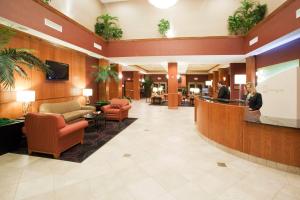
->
[244,113,300,129]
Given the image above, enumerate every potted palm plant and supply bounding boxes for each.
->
[228,0,267,35]
[158,19,170,37]
[0,27,50,89]
[95,14,123,41]
[92,64,119,101]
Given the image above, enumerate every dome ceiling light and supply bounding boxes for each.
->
[148,0,178,9]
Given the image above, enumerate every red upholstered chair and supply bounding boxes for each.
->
[23,113,88,158]
[101,98,131,122]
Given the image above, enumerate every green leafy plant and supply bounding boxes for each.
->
[158,19,170,37]
[92,64,119,83]
[123,96,132,103]
[0,27,50,89]
[142,76,153,98]
[95,14,123,41]
[228,0,267,35]
[42,0,51,4]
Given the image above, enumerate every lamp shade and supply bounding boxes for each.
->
[189,88,195,93]
[153,87,158,92]
[158,86,163,92]
[234,74,246,84]
[205,80,212,86]
[16,90,35,103]
[194,88,200,94]
[83,88,93,97]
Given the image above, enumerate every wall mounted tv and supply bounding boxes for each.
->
[46,60,69,80]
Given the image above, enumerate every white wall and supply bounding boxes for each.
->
[49,0,286,39]
[257,66,300,119]
[102,0,286,39]
[50,0,103,31]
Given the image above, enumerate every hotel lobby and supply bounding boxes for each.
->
[0,0,300,199]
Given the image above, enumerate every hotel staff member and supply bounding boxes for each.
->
[217,81,230,99]
[245,82,263,111]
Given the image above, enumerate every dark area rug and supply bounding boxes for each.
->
[149,101,194,107]
[11,118,137,163]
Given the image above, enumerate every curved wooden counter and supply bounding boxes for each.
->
[195,97,300,168]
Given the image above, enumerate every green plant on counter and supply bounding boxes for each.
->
[158,18,170,37]
[42,0,51,4]
[228,0,267,35]
[95,100,110,107]
[0,27,50,89]
[95,14,123,41]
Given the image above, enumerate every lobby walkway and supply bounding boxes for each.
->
[0,100,299,200]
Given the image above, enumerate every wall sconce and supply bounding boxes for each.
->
[166,74,169,79]
[176,74,181,80]
[83,88,93,105]
[194,77,199,81]
[118,73,123,80]
[223,76,226,81]
[16,90,36,116]
[157,77,162,80]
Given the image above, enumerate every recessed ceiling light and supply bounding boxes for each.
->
[148,0,178,9]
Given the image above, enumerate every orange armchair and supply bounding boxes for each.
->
[102,98,131,122]
[23,113,88,158]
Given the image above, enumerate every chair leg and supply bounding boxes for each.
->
[28,150,32,155]
[53,153,60,159]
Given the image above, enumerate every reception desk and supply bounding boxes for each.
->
[195,97,300,168]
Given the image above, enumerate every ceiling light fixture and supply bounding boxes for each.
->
[148,0,178,9]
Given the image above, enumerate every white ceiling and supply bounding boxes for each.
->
[100,0,129,3]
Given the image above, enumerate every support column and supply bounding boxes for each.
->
[246,56,257,84]
[98,59,110,101]
[168,63,178,109]
[132,71,140,100]
[109,64,122,99]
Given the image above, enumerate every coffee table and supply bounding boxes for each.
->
[83,111,106,132]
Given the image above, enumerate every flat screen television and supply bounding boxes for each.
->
[46,60,69,80]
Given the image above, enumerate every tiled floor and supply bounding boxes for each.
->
[0,100,300,200]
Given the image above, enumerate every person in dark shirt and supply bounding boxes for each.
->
[217,81,230,99]
[245,82,263,111]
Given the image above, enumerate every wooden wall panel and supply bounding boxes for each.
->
[0,32,88,118]
[246,56,256,84]
[195,97,300,167]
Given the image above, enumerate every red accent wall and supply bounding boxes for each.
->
[147,74,168,83]
[229,63,246,99]
[0,0,106,56]
[107,37,245,57]
[186,75,209,83]
[256,38,300,68]
[245,0,300,53]
[85,56,99,104]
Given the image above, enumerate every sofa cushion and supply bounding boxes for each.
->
[63,110,93,123]
[40,100,81,114]
[110,104,122,109]
[110,99,129,106]
[104,109,120,114]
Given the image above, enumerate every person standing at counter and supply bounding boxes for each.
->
[245,82,263,111]
[217,81,230,99]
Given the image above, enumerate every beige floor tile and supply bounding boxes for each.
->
[0,100,299,200]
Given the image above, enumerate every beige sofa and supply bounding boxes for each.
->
[39,100,95,123]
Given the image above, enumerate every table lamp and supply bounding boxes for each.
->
[16,90,35,116]
[189,88,195,95]
[83,88,93,105]
[234,74,246,100]
[194,88,200,94]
